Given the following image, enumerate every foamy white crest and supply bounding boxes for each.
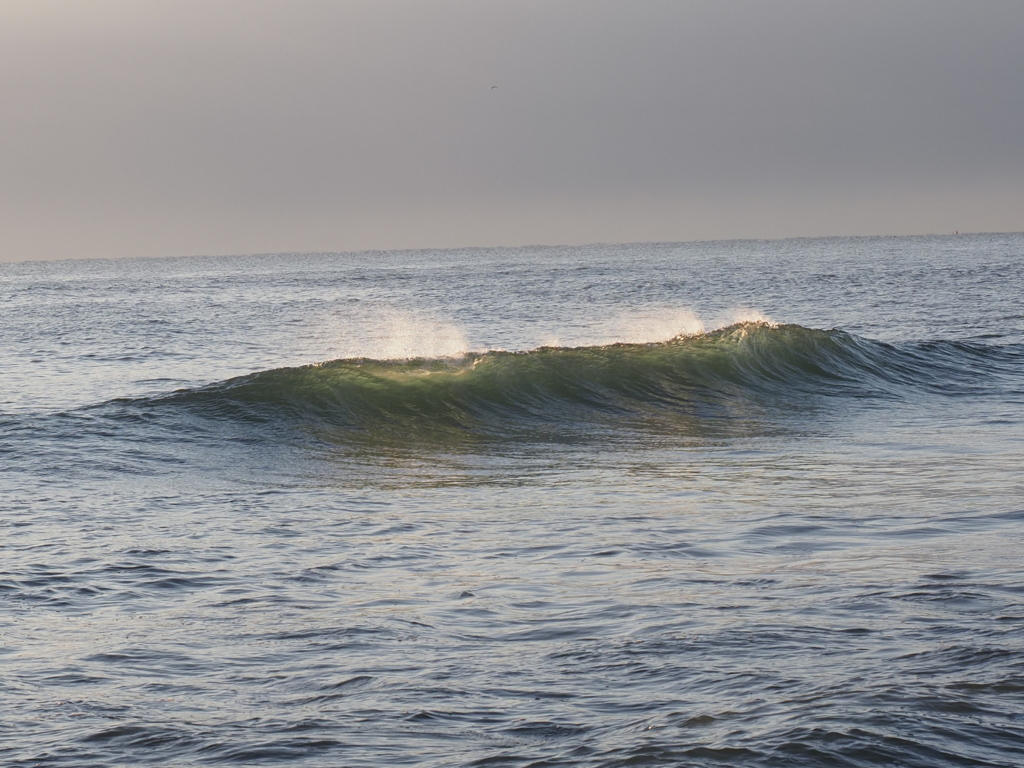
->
[590,308,705,346]
[372,311,470,359]
[325,308,469,360]
[727,308,775,326]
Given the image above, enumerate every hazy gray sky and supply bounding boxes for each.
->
[2,0,1022,261]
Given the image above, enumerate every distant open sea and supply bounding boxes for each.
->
[2,234,1023,767]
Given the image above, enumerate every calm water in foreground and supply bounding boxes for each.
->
[2,234,1023,767]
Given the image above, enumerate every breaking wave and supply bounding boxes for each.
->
[115,323,1021,437]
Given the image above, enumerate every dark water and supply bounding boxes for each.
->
[2,234,1023,766]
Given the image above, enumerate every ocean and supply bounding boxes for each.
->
[2,234,1023,767]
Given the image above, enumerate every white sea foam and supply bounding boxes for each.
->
[725,308,776,326]
[316,305,775,362]
[605,308,706,344]
[558,307,781,348]
[323,307,470,361]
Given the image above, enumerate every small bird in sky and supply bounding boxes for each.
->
[491,85,498,89]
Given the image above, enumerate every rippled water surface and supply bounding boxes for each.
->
[2,235,1023,766]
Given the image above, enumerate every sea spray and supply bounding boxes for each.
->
[111,323,1020,440]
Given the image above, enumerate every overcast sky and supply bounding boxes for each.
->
[2,0,1022,261]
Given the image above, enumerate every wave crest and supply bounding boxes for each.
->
[124,323,1017,438]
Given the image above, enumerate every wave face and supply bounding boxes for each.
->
[129,323,1020,437]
